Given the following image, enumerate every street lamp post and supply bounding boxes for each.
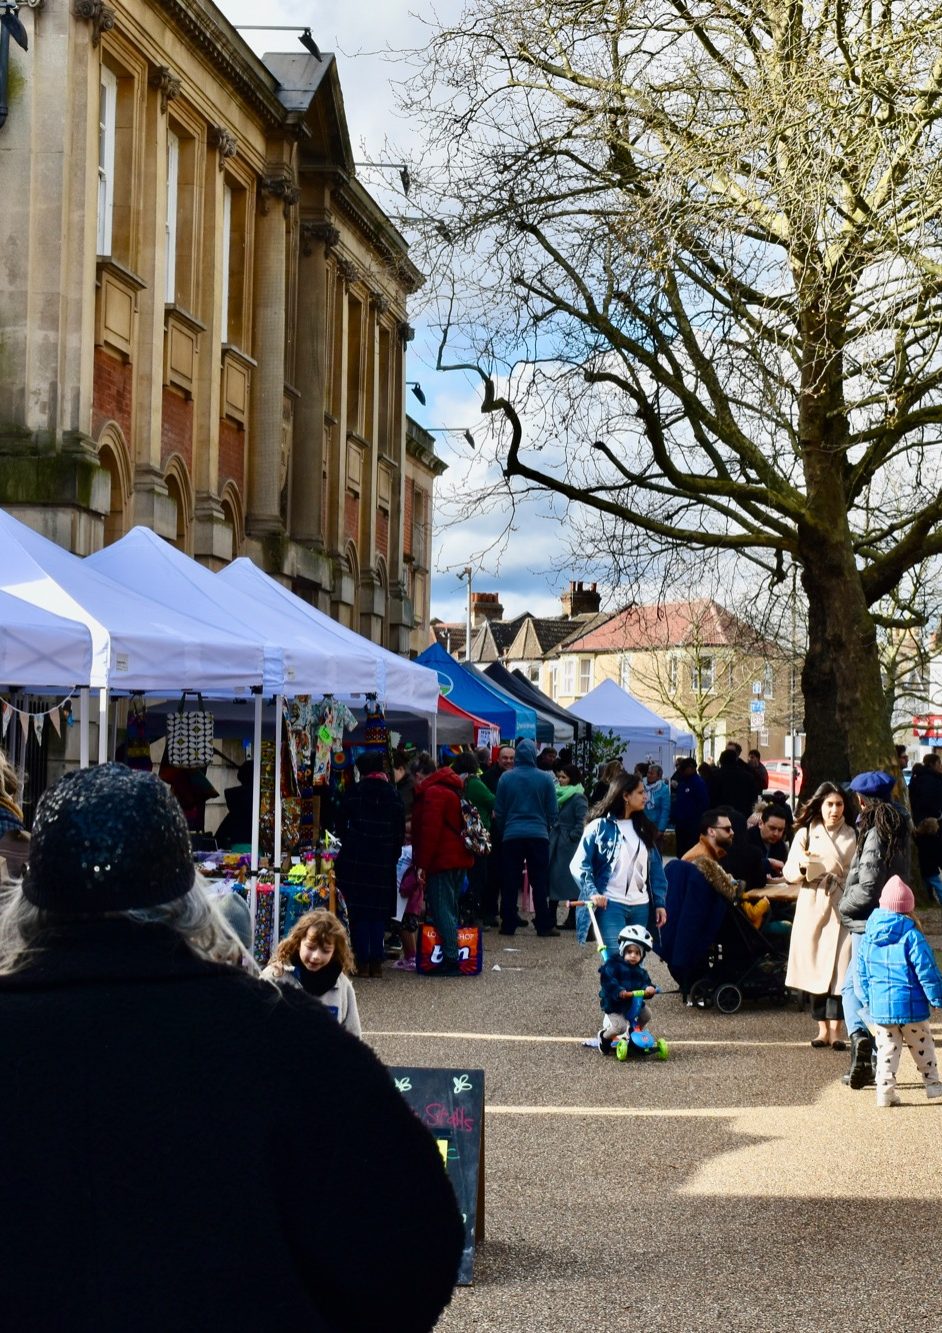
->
[458,566,473,662]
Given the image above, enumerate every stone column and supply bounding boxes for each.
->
[290,220,338,543]
[247,169,297,536]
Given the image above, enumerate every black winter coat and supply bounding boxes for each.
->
[0,918,462,1332]
[335,777,406,912]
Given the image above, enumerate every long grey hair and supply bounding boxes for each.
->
[0,871,256,977]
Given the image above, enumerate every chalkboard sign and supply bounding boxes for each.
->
[389,1066,485,1285]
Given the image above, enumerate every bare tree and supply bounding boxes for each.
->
[402,0,942,791]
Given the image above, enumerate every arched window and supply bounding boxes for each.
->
[96,424,132,548]
[220,483,245,561]
[163,458,193,554]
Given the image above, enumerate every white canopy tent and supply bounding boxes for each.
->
[217,557,441,717]
[0,509,264,698]
[568,678,695,770]
[86,527,372,698]
[0,588,94,690]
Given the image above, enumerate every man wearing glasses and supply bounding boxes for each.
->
[681,809,741,902]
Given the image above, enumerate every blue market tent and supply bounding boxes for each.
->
[483,661,586,744]
[416,642,537,740]
[467,664,554,744]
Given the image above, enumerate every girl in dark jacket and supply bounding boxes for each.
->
[411,765,474,973]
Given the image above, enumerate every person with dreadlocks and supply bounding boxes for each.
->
[837,771,911,1090]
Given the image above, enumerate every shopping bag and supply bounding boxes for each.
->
[166,692,215,768]
[416,923,483,976]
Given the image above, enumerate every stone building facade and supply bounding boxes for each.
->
[0,0,439,652]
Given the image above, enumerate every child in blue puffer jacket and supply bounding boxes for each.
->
[858,875,942,1108]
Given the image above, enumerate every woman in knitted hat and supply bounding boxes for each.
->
[837,770,911,1089]
[0,763,463,1331]
[857,876,942,1107]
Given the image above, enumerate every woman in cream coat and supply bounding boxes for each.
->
[784,782,857,1049]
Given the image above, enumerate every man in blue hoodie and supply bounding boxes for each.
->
[493,739,559,937]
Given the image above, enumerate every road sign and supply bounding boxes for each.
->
[752,682,763,696]
[750,700,765,715]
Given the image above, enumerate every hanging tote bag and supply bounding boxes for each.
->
[165,692,215,768]
[459,797,491,856]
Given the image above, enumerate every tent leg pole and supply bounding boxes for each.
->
[272,694,284,952]
[248,693,262,953]
[97,688,109,765]
[430,710,438,760]
[79,688,90,769]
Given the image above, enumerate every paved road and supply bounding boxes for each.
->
[357,920,942,1333]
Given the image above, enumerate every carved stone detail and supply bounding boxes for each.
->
[149,65,182,112]
[208,124,237,167]
[371,292,390,316]
[260,174,301,217]
[73,0,115,45]
[300,221,341,257]
[336,258,360,287]
[398,321,416,344]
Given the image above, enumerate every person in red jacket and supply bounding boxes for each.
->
[411,764,474,974]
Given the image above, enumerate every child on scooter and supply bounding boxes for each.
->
[598,924,657,1055]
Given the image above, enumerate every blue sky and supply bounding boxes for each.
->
[218,0,571,622]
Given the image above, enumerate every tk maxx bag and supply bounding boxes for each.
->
[417,922,483,976]
[165,691,215,769]
[459,796,491,856]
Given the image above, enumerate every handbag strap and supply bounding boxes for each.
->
[177,690,206,715]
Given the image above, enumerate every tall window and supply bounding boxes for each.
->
[619,653,631,692]
[165,130,179,303]
[667,654,678,693]
[97,67,117,256]
[763,662,775,699]
[579,658,593,695]
[220,183,232,341]
[561,659,576,695]
[691,655,715,693]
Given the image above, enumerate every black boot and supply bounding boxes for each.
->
[847,1030,875,1089]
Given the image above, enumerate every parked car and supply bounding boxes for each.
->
[763,760,802,795]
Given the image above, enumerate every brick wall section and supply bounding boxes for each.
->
[219,418,245,493]
[92,347,133,443]
[160,387,193,472]
[344,491,359,542]
[403,477,414,558]
[375,505,389,560]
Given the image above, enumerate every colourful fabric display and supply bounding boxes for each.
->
[312,698,358,786]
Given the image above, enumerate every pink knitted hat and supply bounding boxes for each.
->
[879,876,915,914]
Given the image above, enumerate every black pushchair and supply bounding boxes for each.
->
[660,859,789,1013]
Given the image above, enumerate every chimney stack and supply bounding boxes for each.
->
[471,591,504,626]
[561,580,601,618]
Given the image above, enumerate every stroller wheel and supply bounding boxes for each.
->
[688,979,714,1009]
[715,983,742,1014]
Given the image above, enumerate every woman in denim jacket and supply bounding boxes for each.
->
[570,770,668,955]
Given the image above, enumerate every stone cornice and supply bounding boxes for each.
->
[332,183,424,294]
[155,0,287,130]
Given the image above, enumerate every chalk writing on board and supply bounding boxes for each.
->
[453,1074,473,1094]
[424,1103,475,1132]
[394,1076,412,1092]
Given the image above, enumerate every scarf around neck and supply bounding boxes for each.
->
[556,783,584,806]
[293,955,343,997]
[0,793,24,826]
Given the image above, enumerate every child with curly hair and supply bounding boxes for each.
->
[262,910,361,1037]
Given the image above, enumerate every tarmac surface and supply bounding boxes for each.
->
[357,914,942,1333]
